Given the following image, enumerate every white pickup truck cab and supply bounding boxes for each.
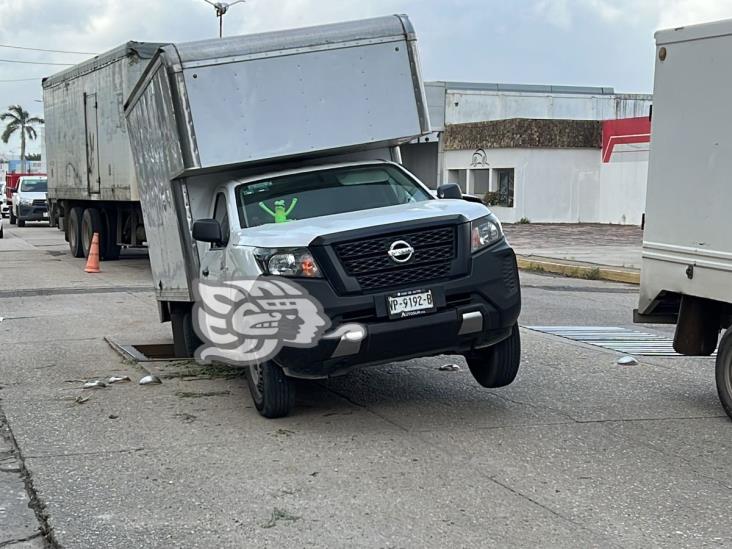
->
[11,176,48,227]
[125,16,522,417]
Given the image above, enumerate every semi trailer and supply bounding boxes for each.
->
[43,42,164,259]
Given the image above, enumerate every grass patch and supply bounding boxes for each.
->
[175,390,231,399]
[262,508,301,529]
[517,217,531,224]
[582,267,601,280]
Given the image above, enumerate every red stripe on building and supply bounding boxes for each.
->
[602,116,651,163]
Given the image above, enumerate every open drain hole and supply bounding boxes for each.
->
[106,338,190,362]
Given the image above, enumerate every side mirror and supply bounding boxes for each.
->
[192,219,223,245]
[436,183,463,200]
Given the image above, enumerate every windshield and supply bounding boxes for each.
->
[236,165,432,228]
[20,179,47,193]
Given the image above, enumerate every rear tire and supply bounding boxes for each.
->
[81,207,103,258]
[170,302,202,358]
[0,224,3,238]
[715,328,732,420]
[67,206,84,258]
[16,218,25,228]
[246,362,295,418]
[466,324,521,388]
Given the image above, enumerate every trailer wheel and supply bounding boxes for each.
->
[81,207,103,258]
[715,328,732,420]
[170,302,202,358]
[465,324,521,388]
[9,209,16,225]
[17,218,25,228]
[246,361,295,418]
[67,207,84,258]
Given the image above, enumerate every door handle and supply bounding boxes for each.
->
[202,268,209,277]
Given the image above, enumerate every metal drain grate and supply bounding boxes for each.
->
[525,326,716,357]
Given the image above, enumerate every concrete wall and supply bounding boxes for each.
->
[443,147,601,224]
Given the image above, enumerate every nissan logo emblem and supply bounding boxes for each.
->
[387,240,414,263]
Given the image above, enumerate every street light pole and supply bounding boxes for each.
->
[202,1,246,38]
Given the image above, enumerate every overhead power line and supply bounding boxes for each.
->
[0,58,72,66]
[0,77,43,82]
[0,43,97,55]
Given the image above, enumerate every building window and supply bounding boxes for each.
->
[447,169,468,193]
[494,168,515,208]
[470,169,490,195]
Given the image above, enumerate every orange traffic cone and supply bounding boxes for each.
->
[84,233,101,273]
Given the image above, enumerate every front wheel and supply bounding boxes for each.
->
[9,209,16,224]
[715,328,732,420]
[465,324,521,388]
[16,218,25,228]
[246,362,295,418]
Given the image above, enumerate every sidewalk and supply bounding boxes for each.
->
[503,223,642,284]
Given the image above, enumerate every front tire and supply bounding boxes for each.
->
[715,328,732,420]
[9,209,16,224]
[246,362,295,418]
[466,324,521,388]
[16,218,25,228]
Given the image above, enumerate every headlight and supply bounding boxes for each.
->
[19,197,32,205]
[470,215,503,252]
[254,247,322,278]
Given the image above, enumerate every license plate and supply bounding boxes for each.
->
[42,212,48,218]
[387,289,435,319]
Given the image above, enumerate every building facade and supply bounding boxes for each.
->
[401,82,652,224]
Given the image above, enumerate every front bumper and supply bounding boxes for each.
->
[17,203,48,221]
[275,239,521,378]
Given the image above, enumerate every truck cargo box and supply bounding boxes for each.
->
[43,42,164,202]
[125,15,431,302]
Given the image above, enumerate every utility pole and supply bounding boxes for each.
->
[203,1,246,38]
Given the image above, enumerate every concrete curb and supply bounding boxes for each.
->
[516,255,640,285]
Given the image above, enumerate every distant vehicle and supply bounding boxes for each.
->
[11,176,49,227]
[635,19,732,419]
[5,172,43,225]
[0,180,7,217]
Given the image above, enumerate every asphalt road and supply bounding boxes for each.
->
[0,224,729,548]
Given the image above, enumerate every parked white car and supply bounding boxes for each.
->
[11,176,48,227]
[0,181,8,217]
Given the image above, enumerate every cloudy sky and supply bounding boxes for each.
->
[1,0,732,155]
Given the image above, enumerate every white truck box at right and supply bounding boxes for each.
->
[637,19,732,419]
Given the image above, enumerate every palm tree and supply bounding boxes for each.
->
[1,105,44,173]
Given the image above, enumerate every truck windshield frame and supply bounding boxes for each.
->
[235,164,433,229]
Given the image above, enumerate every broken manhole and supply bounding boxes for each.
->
[106,338,189,362]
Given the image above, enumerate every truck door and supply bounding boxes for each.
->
[199,192,230,282]
[84,92,101,194]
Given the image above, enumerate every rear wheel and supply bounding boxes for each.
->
[170,302,202,358]
[67,206,84,258]
[16,218,25,228]
[81,207,103,258]
[466,324,521,388]
[0,224,3,238]
[246,362,295,418]
[715,328,732,420]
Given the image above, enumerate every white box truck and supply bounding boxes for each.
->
[125,16,522,418]
[636,19,732,419]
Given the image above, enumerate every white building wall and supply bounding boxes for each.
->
[444,148,602,224]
